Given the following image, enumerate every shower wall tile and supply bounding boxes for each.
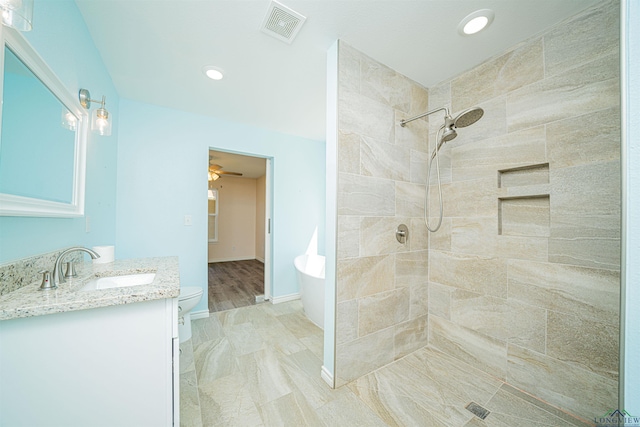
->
[504,300,547,354]
[336,42,431,383]
[451,38,544,113]
[428,217,451,252]
[409,282,429,319]
[454,96,508,147]
[507,53,619,133]
[548,232,620,271]
[337,216,360,260]
[337,254,395,302]
[409,218,429,252]
[425,81,451,133]
[394,315,428,360]
[507,259,619,326]
[550,161,620,217]
[337,173,395,216]
[338,131,361,174]
[442,178,497,218]
[395,111,428,152]
[361,136,411,181]
[360,58,412,113]
[396,181,425,218]
[450,217,548,262]
[410,149,429,184]
[358,287,410,336]
[450,217,498,256]
[336,300,359,346]
[360,216,411,256]
[507,344,617,420]
[451,126,546,182]
[337,42,361,93]
[429,250,507,298]
[429,315,507,380]
[499,197,550,237]
[409,85,429,117]
[495,235,548,262]
[427,282,451,320]
[546,107,620,169]
[448,291,546,354]
[544,0,619,78]
[546,310,618,381]
[339,89,395,142]
[395,250,428,287]
[336,327,396,384]
[427,132,452,184]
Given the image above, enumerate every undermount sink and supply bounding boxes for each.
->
[81,273,156,291]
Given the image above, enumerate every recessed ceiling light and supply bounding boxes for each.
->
[203,66,224,80]
[458,9,494,36]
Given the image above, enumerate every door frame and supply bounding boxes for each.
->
[207,148,273,302]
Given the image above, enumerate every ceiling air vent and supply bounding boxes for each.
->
[260,1,306,44]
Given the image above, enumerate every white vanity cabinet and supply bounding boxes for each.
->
[0,297,179,427]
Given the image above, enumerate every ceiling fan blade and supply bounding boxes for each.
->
[216,171,243,176]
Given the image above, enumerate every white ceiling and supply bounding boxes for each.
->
[76,0,601,142]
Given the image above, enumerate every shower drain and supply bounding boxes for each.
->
[465,402,490,420]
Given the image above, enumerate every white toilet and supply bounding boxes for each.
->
[178,286,204,343]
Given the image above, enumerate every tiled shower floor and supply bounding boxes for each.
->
[180,300,591,427]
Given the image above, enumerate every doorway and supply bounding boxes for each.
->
[207,149,272,312]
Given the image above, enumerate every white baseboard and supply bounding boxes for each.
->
[321,365,334,388]
[256,256,265,263]
[208,256,256,263]
[271,293,300,304]
[190,310,209,320]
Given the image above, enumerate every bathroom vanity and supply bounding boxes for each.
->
[0,257,180,427]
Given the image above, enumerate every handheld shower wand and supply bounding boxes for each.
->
[400,106,484,232]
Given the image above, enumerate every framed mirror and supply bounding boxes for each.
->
[0,25,88,217]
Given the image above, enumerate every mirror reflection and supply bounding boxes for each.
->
[0,45,77,204]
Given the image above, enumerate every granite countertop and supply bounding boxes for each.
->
[0,257,180,321]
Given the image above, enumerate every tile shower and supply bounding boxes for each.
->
[335,0,620,422]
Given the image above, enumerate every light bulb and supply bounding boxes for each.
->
[91,107,112,136]
[203,66,224,80]
[463,16,489,35]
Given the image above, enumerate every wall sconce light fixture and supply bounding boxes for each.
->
[0,0,33,31]
[79,88,112,136]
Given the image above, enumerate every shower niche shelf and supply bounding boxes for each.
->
[497,163,550,237]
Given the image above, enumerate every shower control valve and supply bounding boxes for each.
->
[396,224,409,244]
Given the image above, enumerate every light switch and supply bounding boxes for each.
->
[184,215,193,226]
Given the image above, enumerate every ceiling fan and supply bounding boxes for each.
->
[208,163,243,181]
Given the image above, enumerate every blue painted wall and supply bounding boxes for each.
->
[116,99,325,312]
[0,0,118,263]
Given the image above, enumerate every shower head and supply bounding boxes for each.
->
[453,107,484,128]
[441,115,458,142]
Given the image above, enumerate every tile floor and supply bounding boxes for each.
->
[180,301,592,427]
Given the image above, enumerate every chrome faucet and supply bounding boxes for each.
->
[52,247,100,286]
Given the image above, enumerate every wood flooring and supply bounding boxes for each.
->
[207,259,264,313]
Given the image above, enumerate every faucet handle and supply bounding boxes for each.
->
[38,270,57,291]
[63,261,78,279]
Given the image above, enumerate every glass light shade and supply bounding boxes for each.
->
[91,107,111,136]
[0,0,33,31]
[61,109,78,131]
